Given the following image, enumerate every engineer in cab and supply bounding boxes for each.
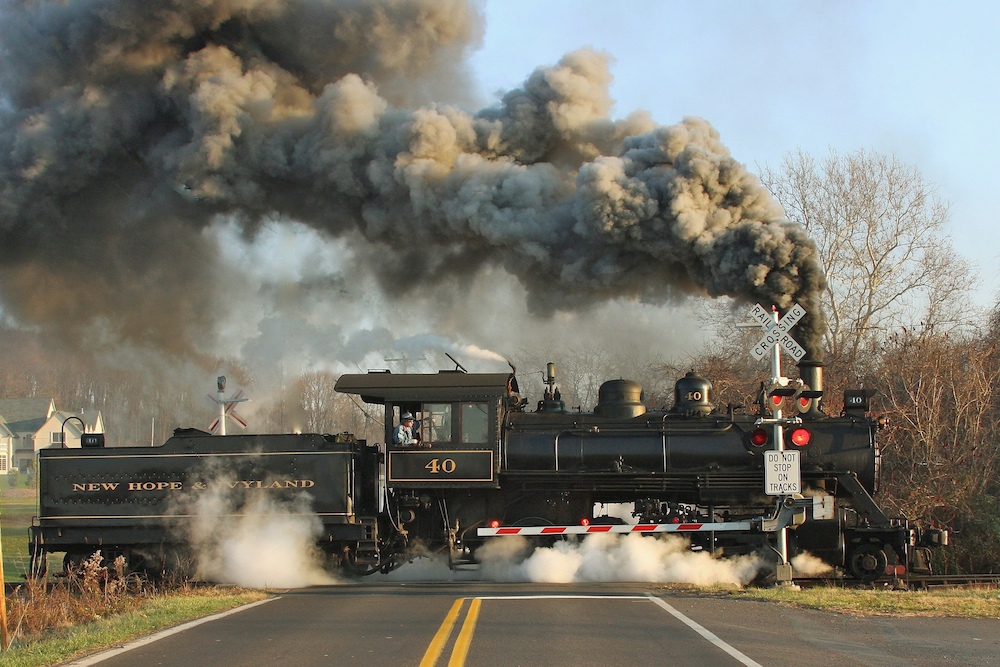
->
[392,412,427,448]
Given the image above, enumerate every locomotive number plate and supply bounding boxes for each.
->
[387,449,495,483]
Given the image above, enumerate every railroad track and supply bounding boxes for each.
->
[791,573,1000,590]
[900,573,1000,589]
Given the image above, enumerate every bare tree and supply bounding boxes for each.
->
[874,327,1000,572]
[760,148,976,372]
[296,371,343,434]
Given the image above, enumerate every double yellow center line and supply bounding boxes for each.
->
[419,597,482,667]
[417,593,764,667]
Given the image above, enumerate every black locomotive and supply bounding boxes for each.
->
[30,361,947,582]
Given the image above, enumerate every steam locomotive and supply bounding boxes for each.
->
[29,360,947,583]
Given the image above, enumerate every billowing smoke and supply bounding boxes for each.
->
[0,0,826,371]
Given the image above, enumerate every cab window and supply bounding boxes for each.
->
[421,403,452,444]
[460,402,489,443]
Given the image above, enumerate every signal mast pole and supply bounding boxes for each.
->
[768,307,790,571]
[743,302,808,585]
[217,377,229,436]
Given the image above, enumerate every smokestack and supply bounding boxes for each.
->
[797,359,824,415]
[797,360,822,394]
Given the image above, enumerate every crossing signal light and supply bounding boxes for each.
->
[765,380,796,414]
[793,385,824,414]
[788,427,811,446]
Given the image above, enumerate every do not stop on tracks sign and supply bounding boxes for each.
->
[764,450,801,496]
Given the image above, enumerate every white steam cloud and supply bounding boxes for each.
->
[791,551,833,577]
[184,484,338,589]
[378,534,766,587]
[478,534,764,586]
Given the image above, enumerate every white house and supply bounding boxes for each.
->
[0,420,14,474]
[0,398,105,473]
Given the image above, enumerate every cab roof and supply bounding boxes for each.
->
[334,371,517,404]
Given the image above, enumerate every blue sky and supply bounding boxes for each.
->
[470,0,1000,307]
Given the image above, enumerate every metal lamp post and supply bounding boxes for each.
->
[61,415,86,448]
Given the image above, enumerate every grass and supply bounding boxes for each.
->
[710,584,1000,618]
[0,586,269,667]
[0,490,268,667]
[1,493,49,582]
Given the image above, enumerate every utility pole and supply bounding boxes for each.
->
[0,509,8,650]
[384,353,425,373]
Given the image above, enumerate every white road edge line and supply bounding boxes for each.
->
[479,593,763,667]
[62,596,279,666]
[644,593,764,667]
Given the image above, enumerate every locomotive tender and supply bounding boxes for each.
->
[30,432,382,575]
[30,360,946,582]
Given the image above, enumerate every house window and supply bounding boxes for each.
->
[0,455,6,472]
[50,432,63,445]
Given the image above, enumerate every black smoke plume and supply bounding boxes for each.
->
[0,0,826,361]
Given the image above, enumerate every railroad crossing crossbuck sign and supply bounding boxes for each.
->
[208,376,248,435]
[749,303,807,362]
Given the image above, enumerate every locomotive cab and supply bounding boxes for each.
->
[334,367,519,567]
[334,369,516,488]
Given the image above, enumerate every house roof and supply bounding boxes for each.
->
[0,397,54,433]
[52,410,101,433]
[79,408,103,429]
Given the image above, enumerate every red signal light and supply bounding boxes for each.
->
[770,394,784,407]
[489,519,500,529]
[790,428,811,446]
[581,518,590,527]
[750,429,769,446]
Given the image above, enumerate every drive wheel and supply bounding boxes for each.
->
[848,543,888,582]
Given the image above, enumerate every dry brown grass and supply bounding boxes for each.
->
[6,552,168,644]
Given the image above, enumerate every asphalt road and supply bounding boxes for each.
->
[66,582,1000,667]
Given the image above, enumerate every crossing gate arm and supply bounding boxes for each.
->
[477,521,754,537]
[477,496,820,538]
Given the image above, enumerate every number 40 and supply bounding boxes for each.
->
[424,458,457,474]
